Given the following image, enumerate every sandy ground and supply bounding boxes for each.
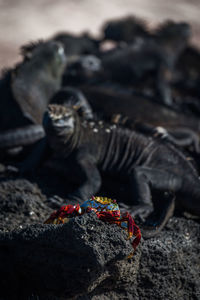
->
[1,0,200,68]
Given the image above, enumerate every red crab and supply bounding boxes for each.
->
[45,196,141,251]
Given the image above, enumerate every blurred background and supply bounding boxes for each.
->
[1,0,200,68]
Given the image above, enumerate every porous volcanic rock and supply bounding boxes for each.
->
[0,207,199,300]
[0,212,136,300]
[84,217,200,300]
[0,178,51,232]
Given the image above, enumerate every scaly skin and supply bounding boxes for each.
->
[0,125,45,149]
[80,85,200,154]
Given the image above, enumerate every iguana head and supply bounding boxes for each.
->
[43,104,81,153]
[44,104,77,135]
[20,40,67,79]
[12,40,67,124]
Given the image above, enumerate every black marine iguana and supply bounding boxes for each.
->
[81,85,200,154]
[41,104,200,236]
[100,20,191,106]
[110,114,200,153]
[0,40,67,152]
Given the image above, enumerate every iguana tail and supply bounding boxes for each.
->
[0,125,45,149]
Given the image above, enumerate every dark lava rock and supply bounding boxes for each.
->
[0,169,199,300]
[84,217,200,300]
[0,212,135,300]
[0,179,51,232]
[0,208,199,300]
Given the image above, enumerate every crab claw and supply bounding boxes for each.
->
[44,204,82,224]
[120,212,141,250]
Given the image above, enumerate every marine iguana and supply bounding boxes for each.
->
[0,40,67,152]
[80,85,200,154]
[53,86,200,153]
[100,21,191,106]
[0,86,93,157]
[42,104,200,236]
[110,114,200,154]
[16,87,94,173]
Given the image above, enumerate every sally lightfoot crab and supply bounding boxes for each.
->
[45,196,141,251]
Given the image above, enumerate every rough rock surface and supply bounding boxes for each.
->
[0,177,51,232]
[0,152,199,300]
[86,217,200,300]
[0,213,135,300]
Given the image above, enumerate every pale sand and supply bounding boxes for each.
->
[0,0,200,68]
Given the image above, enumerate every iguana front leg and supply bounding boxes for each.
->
[128,166,181,220]
[18,137,48,174]
[66,152,102,202]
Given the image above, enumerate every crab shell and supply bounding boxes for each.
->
[44,196,141,251]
